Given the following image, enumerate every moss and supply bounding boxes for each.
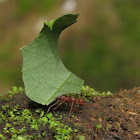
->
[0,86,113,139]
[0,87,76,139]
[0,105,73,139]
[68,85,112,101]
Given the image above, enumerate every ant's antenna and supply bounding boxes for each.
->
[47,100,59,113]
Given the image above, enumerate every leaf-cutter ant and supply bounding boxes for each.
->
[47,95,93,118]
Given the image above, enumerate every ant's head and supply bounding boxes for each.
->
[60,95,67,101]
[78,99,84,105]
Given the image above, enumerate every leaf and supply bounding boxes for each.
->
[21,13,84,105]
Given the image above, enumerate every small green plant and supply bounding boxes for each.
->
[95,123,102,129]
[81,85,112,99]
[16,135,28,140]
[76,135,85,140]
[30,119,39,130]
[1,96,9,101]
[46,113,73,140]
[0,134,6,140]
[67,86,112,102]
[7,86,24,96]
[2,104,10,110]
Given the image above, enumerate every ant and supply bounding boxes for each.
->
[47,95,92,118]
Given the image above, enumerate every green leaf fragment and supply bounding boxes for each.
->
[21,13,84,105]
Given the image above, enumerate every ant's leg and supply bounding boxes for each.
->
[68,101,74,118]
[53,100,66,110]
[47,100,59,113]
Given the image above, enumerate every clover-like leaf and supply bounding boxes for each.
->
[21,13,84,105]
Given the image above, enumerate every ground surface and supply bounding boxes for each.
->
[0,86,140,140]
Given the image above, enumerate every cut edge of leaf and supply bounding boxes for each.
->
[44,13,79,31]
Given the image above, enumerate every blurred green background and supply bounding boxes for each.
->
[0,0,140,94]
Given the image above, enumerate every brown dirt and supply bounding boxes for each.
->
[0,87,140,140]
